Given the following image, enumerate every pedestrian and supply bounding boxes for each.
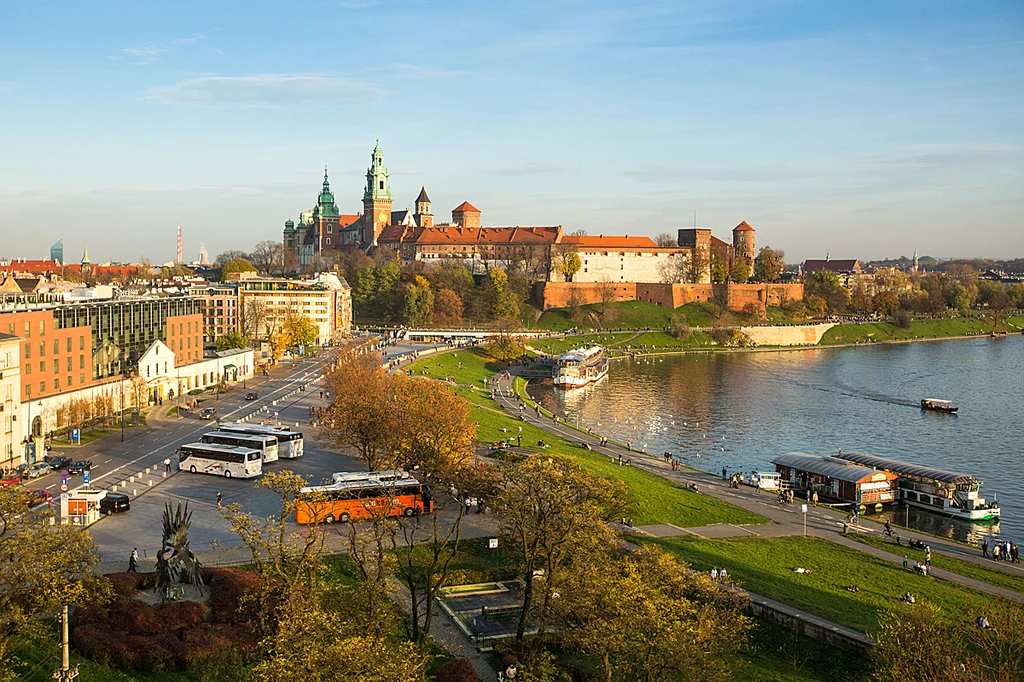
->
[711,567,718,581]
[720,568,728,581]
[128,548,139,573]
[812,491,819,507]
[994,544,1001,561]
[982,538,989,558]
[722,466,727,479]
[216,491,223,510]
[1005,541,1012,561]
[465,496,472,513]
[163,457,171,472]
[925,547,932,568]
[903,555,908,569]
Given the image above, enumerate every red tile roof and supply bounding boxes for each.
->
[733,221,755,232]
[452,201,480,213]
[561,235,659,248]
[339,214,360,228]
[710,236,728,246]
[378,226,561,247]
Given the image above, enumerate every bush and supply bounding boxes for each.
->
[204,567,266,625]
[106,571,146,599]
[155,600,209,633]
[894,309,913,331]
[434,657,479,682]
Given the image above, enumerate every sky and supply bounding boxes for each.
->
[0,0,1021,265]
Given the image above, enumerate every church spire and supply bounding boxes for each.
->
[81,243,90,265]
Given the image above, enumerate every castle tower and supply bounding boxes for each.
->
[912,248,919,273]
[677,228,712,283]
[732,221,755,272]
[362,140,393,245]
[452,201,481,229]
[414,186,433,228]
[314,166,342,252]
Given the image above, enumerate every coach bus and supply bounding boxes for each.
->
[218,423,305,458]
[178,443,263,479]
[295,475,433,525]
[201,431,279,463]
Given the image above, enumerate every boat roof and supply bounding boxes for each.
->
[923,398,953,405]
[558,345,603,361]
[771,452,887,484]
[835,451,980,485]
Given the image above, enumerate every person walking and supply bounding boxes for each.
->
[128,548,139,573]
[925,547,932,568]
[720,568,728,581]
[163,457,172,473]
[216,491,223,511]
[711,567,718,581]
[812,491,819,507]
[982,538,989,558]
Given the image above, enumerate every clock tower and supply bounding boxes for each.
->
[362,139,393,246]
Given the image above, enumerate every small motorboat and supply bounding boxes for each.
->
[921,398,958,414]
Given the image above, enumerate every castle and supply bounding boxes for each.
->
[282,142,762,286]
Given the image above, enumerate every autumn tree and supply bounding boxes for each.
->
[556,546,751,682]
[283,312,318,346]
[710,249,728,283]
[402,276,435,326]
[595,278,618,320]
[486,318,525,364]
[319,351,404,471]
[493,455,628,645]
[215,249,250,268]
[685,249,708,284]
[433,289,464,326]
[554,246,581,282]
[216,331,249,350]
[730,258,751,284]
[240,297,270,343]
[873,290,900,317]
[753,246,785,283]
[0,487,108,674]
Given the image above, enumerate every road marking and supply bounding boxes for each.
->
[104,458,112,463]
[45,484,56,490]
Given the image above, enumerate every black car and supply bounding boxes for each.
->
[99,493,130,515]
[44,454,73,471]
[245,392,258,401]
[68,460,93,475]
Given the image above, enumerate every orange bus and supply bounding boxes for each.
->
[295,476,433,525]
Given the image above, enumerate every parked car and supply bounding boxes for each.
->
[0,473,22,488]
[200,407,217,420]
[44,454,73,471]
[245,392,258,401]
[68,460,93,475]
[99,493,130,515]
[26,488,52,506]
[25,462,51,479]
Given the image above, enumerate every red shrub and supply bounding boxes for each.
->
[109,602,163,636]
[203,567,266,625]
[72,603,109,627]
[154,600,208,632]
[434,657,480,682]
[105,571,156,599]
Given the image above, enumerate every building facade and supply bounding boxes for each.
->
[236,273,352,345]
[0,333,24,471]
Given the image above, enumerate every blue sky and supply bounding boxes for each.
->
[1,0,1021,264]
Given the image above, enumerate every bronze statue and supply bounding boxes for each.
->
[154,501,205,601]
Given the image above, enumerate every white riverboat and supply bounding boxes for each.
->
[553,346,609,389]
[835,451,1000,522]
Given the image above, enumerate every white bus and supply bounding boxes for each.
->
[331,469,412,486]
[178,443,262,479]
[219,423,305,458]
[202,431,279,463]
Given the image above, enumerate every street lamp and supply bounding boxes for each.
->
[120,370,129,442]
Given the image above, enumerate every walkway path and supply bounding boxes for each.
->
[490,368,1024,606]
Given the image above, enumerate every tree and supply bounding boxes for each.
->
[595,278,618,320]
[556,546,751,682]
[710,249,728,283]
[685,250,708,284]
[249,240,280,274]
[320,352,405,471]
[353,266,378,307]
[222,258,257,281]
[240,297,270,343]
[492,455,628,644]
[215,249,250,268]
[753,246,785,283]
[729,258,750,284]
[283,313,318,346]
[128,373,149,409]
[654,232,677,248]
[271,243,298,276]
[215,331,249,351]
[433,289,464,326]
[873,290,901,317]
[486,318,525,364]
[554,246,581,282]
[402,276,435,326]
[0,487,108,673]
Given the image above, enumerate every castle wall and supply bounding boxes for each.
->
[538,281,804,313]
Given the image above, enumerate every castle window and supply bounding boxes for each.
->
[379,181,384,190]
[326,238,331,245]
[327,226,332,233]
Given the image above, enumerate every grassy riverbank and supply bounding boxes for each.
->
[820,314,1024,345]
[848,533,1024,593]
[642,535,1005,634]
[405,349,768,528]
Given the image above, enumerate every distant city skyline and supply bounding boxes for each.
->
[1,1,1021,264]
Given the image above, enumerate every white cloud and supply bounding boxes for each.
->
[109,33,207,66]
[144,74,382,107]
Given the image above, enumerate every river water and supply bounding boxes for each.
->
[531,335,1024,544]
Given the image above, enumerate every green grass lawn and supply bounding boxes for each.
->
[848,533,1024,594]
[735,618,873,682]
[469,395,766,528]
[643,535,1004,634]
[405,347,504,387]
[608,330,713,351]
[820,314,1024,345]
[528,332,637,356]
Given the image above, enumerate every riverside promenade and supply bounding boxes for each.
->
[489,368,1024,606]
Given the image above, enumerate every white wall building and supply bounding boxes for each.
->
[0,333,24,470]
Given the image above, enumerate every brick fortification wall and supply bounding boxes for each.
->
[537,282,803,314]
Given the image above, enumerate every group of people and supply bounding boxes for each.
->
[981,538,1020,563]
[777,489,796,505]
[709,567,728,582]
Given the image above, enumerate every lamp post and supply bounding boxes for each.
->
[120,370,128,442]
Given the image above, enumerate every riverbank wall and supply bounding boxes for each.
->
[740,323,835,346]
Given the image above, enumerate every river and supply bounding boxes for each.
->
[531,335,1024,544]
